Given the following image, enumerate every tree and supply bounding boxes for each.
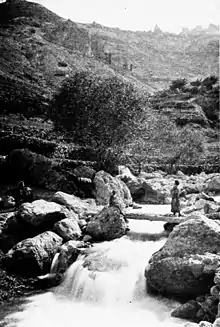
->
[50,71,147,172]
[125,113,204,174]
[50,71,146,148]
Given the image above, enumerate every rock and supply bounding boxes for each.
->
[53,191,101,217]
[207,213,220,220]
[204,202,220,215]
[171,300,200,320]
[3,231,62,276]
[93,170,132,209]
[17,200,71,228]
[61,240,91,266]
[150,214,220,259]
[126,177,168,204]
[53,218,82,241]
[78,219,87,230]
[146,215,220,298]
[205,176,220,193]
[117,165,136,182]
[163,222,179,233]
[83,247,128,272]
[210,285,220,300]
[213,318,220,326]
[86,206,128,241]
[199,322,213,327]
[82,235,93,243]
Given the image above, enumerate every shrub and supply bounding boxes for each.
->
[50,71,146,148]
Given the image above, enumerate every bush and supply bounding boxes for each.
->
[50,71,146,148]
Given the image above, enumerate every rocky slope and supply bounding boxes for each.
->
[0,0,218,116]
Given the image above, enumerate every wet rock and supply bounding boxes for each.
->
[61,240,91,266]
[146,215,220,298]
[83,247,128,272]
[17,199,71,228]
[53,218,82,241]
[171,300,200,320]
[93,170,132,209]
[3,231,62,276]
[163,222,179,233]
[86,206,128,241]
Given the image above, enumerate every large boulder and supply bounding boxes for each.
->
[17,200,71,229]
[145,215,220,299]
[119,171,172,204]
[86,207,128,241]
[53,218,82,242]
[53,191,102,217]
[3,231,62,276]
[93,170,132,209]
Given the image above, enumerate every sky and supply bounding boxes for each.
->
[32,0,219,33]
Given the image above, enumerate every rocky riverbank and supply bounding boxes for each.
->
[0,164,220,326]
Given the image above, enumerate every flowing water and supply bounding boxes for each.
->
[1,205,188,327]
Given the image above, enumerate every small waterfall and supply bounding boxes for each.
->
[50,252,60,274]
[2,217,187,327]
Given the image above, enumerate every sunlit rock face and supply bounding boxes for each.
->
[146,215,220,299]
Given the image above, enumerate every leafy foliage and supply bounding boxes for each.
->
[125,113,204,174]
[50,71,146,148]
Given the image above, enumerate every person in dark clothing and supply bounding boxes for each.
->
[170,180,182,217]
[6,181,33,206]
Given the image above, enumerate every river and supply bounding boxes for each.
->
[1,205,189,327]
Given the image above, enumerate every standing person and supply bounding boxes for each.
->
[171,180,182,217]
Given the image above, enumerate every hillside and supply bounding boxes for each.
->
[0,0,219,116]
[0,0,219,175]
